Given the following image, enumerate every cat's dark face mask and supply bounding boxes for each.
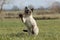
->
[24,7,31,15]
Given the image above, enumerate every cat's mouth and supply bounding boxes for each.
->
[25,10,31,15]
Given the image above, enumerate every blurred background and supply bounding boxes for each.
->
[0,0,60,19]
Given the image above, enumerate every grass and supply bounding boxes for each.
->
[0,19,60,40]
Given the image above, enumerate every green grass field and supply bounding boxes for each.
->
[0,19,60,40]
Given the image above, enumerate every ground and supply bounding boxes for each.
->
[0,19,60,40]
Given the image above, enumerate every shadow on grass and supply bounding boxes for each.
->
[8,32,28,37]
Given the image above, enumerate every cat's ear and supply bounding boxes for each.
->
[24,6,29,13]
[31,8,34,12]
